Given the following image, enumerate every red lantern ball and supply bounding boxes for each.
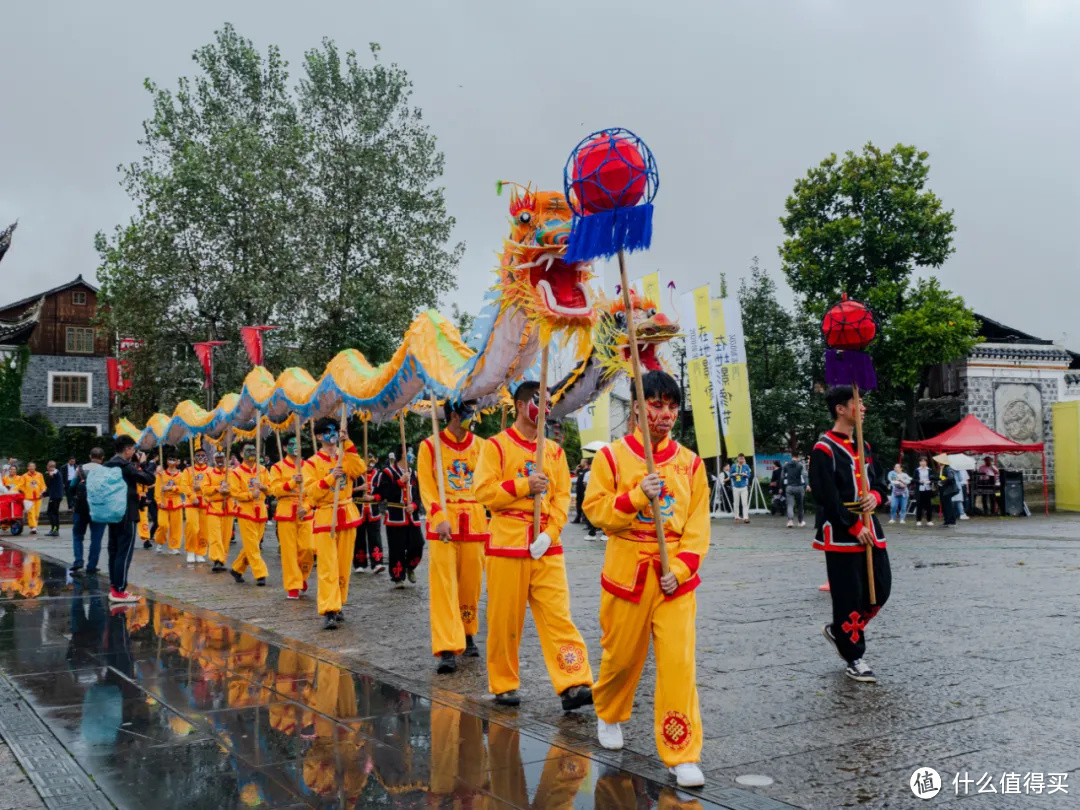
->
[822,297,876,351]
[571,134,648,214]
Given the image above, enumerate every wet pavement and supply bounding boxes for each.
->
[0,547,756,809]
[6,512,1080,808]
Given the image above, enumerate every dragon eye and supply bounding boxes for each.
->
[614,312,627,328]
[518,211,531,224]
[647,308,657,317]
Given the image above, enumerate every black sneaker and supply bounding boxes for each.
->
[334,611,345,624]
[436,652,457,674]
[822,624,845,660]
[143,540,152,549]
[494,690,520,706]
[560,685,593,712]
[464,635,480,658]
[845,659,877,683]
[85,567,99,575]
[322,613,338,631]
[69,563,83,574]
[255,577,266,587]
[407,569,416,584]
[230,570,244,584]
[211,561,225,572]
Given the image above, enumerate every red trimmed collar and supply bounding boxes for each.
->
[625,430,679,465]
[505,426,537,452]
[826,430,853,444]
[239,463,258,474]
[192,464,208,472]
[440,429,473,452]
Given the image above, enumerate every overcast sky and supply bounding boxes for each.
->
[2,1,1077,346]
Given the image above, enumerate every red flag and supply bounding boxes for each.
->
[239,326,276,367]
[106,358,121,392]
[193,341,228,389]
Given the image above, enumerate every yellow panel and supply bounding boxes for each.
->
[1052,401,1080,511]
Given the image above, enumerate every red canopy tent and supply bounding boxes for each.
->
[901,414,1048,515]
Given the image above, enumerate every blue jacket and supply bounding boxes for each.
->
[731,463,751,488]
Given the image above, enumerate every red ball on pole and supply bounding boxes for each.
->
[822,295,876,351]
[571,133,648,214]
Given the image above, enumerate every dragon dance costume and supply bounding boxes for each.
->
[417,427,489,658]
[374,462,424,584]
[228,461,271,582]
[180,459,210,558]
[154,465,184,552]
[203,462,232,568]
[269,455,314,597]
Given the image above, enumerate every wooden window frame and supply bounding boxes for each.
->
[47,372,92,407]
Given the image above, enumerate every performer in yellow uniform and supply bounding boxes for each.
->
[269,437,314,600]
[473,381,593,711]
[584,371,709,789]
[418,401,488,674]
[154,453,185,554]
[136,484,151,546]
[19,462,44,533]
[302,417,365,631]
[3,460,21,492]
[228,445,270,586]
[180,446,211,563]
[204,450,232,572]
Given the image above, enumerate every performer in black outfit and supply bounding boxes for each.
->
[373,458,424,587]
[810,385,892,683]
[353,464,386,575]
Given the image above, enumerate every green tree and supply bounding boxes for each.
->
[96,25,460,423]
[779,143,979,444]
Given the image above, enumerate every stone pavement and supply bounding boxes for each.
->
[10,512,1080,808]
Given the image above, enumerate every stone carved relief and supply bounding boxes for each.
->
[994,383,1042,470]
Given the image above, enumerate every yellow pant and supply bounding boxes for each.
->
[23,500,41,529]
[206,513,232,564]
[593,571,702,767]
[138,508,150,541]
[428,540,484,656]
[231,519,268,580]
[155,508,183,550]
[183,507,208,555]
[485,554,593,696]
[277,520,314,593]
[314,527,355,616]
[430,705,488,797]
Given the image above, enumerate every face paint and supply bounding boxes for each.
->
[525,393,549,425]
[320,424,339,445]
[644,396,678,438]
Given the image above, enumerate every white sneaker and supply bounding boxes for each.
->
[186,552,196,563]
[154,544,164,553]
[786,521,793,528]
[926,522,934,527]
[960,514,969,520]
[799,522,806,527]
[669,763,705,788]
[845,658,877,683]
[916,521,922,527]
[169,548,182,555]
[888,519,895,524]
[196,555,206,563]
[899,520,905,524]
[597,718,623,750]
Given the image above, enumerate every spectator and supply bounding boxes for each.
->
[582,462,604,541]
[977,456,999,516]
[887,463,912,524]
[935,454,959,526]
[104,436,156,603]
[730,453,752,524]
[64,456,78,510]
[782,451,808,528]
[573,458,590,523]
[71,448,107,575]
[44,460,65,537]
[953,466,970,520]
[721,462,732,510]
[769,463,784,497]
[914,456,935,526]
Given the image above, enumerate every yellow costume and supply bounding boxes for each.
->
[473,426,592,696]
[3,471,21,492]
[229,463,270,580]
[203,466,232,565]
[302,441,364,616]
[417,429,488,657]
[154,468,185,550]
[269,457,314,595]
[584,430,710,768]
[178,463,209,556]
[136,484,150,542]
[18,471,44,530]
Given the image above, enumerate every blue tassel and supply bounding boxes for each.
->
[564,204,654,263]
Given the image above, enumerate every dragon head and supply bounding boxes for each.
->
[498,184,595,341]
[606,289,680,372]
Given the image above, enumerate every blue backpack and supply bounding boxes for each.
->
[86,465,128,523]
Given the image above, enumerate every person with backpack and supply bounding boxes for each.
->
[70,449,108,573]
[99,436,155,603]
[782,451,809,528]
[44,460,65,536]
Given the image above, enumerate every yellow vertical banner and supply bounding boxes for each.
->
[719,298,756,457]
[577,391,611,447]
[641,272,661,310]
[687,357,720,459]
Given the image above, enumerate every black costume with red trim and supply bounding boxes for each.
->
[810,430,892,664]
[373,463,424,583]
[353,469,385,571]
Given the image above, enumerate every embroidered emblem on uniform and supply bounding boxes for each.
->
[517,460,537,479]
[637,484,676,524]
[556,644,585,673]
[460,604,476,624]
[661,710,692,751]
[447,460,473,491]
[842,610,867,643]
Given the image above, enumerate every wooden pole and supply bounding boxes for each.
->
[500,405,507,431]
[255,418,262,476]
[617,250,669,576]
[532,346,550,539]
[851,383,877,605]
[362,419,369,464]
[274,430,283,464]
[294,416,305,507]
[310,420,317,452]
[189,437,196,468]
[399,411,408,474]
[429,392,449,543]
[329,404,347,535]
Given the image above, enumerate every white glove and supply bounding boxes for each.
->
[529,531,552,560]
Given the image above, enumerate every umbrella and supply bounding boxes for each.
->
[582,440,608,453]
[948,454,976,471]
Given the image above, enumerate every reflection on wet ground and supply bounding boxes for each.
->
[0,547,724,809]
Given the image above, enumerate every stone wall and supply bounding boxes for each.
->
[20,355,110,434]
